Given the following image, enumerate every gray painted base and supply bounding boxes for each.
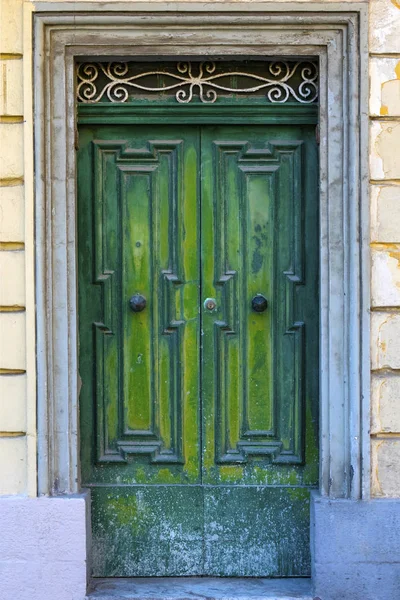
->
[87,577,313,600]
[311,492,400,600]
[0,492,90,600]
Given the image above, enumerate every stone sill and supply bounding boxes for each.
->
[86,577,314,600]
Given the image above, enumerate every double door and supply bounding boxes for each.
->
[78,123,319,577]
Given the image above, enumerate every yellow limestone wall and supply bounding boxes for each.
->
[0,0,399,497]
[0,0,35,495]
[369,0,400,496]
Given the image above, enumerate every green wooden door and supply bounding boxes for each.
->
[78,123,318,578]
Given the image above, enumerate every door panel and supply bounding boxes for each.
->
[200,126,318,575]
[78,123,318,578]
[201,127,317,480]
[203,487,311,576]
[78,126,202,575]
[90,486,204,576]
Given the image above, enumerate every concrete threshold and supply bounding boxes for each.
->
[86,577,314,600]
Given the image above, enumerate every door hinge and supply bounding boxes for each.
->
[75,126,79,151]
[315,124,320,145]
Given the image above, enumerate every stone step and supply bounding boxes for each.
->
[86,577,314,600]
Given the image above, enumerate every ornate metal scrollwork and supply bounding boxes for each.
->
[77,61,318,104]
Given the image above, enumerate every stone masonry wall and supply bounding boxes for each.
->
[369,0,400,496]
[0,0,35,495]
[0,0,399,498]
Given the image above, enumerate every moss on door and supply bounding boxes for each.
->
[78,121,319,577]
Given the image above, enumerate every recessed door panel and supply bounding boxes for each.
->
[78,123,318,577]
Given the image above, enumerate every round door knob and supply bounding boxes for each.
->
[129,294,147,312]
[204,298,217,311]
[251,294,268,313]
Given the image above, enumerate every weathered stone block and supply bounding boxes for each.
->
[370,0,400,54]
[0,493,90,599]
[370,57,400,117]
[371,374,400,434]
[0,184,24,241]
[371,184,400,243]
[0,312,26,369]
[370,120,400,180]
[312,492,400,600]
[0,59,23,116]
[371,245,400,307]
[371,438,400,497]
[0,123,24,179]
[0,0,23,55]
[0,373,26,432]
[0,250,25,306]
[371,312,400,370]
[0,436,25,494]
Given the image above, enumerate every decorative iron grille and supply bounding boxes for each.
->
[77,60,318,104]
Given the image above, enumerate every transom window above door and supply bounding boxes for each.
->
[76,59,319,105]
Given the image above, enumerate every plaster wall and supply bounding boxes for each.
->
[0,0,399,493]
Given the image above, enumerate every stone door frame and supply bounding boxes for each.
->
[33,3,370,507]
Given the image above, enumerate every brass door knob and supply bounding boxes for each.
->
[204,298,217,311]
